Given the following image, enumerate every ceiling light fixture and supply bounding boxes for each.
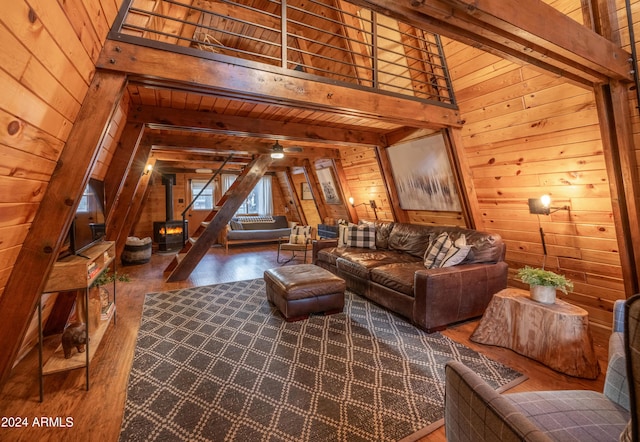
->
[271,141,285,159]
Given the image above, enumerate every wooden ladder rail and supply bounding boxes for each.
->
[164,154,273,281]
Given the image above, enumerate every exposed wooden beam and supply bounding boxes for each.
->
[97,40,462,129]
[304,160,330,222]
[375,144,409,223]
[115,154,157,259]
[105,138,153,256]
[0,71,127,388]
[129,105,385,147]
[143,131,342,159]
[104,122,145,214]
[348,0,632,85]
[594,83,640,297]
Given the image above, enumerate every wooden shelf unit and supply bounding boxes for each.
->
[38,241,117,401]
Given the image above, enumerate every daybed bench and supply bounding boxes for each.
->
[222,215,291,252]
[312,221,508,332]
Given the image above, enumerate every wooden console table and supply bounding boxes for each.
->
[470,288,600,379]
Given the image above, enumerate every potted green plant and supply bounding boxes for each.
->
[91,270,130,320]
[516,266,573,304]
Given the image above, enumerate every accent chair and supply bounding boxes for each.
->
[444,297,637,441]
[277,225,316,264]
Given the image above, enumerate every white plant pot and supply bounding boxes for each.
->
[529,285,557,304]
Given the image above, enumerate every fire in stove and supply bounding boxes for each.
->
[159,225,183,236]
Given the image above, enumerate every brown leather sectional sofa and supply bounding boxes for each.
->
[312,221,508,332]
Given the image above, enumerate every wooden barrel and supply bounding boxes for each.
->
[122,241,152,265]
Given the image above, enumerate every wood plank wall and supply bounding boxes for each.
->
[440,33,625,330]
[0,0,123,297]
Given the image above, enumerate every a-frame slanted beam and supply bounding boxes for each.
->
[104,122,145,214]
[348,0,632,85]
[105,137,154,257]
[304,160,330,222]
[129,105,385,147]
[166,154,273,282]
[0,71,127,387]
[97,41,461,129]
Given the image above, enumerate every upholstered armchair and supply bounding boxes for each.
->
[277,226,316,264]
[444,297,637,441]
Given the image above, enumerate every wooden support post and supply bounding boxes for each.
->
[375,144,408,223]
[594,83,640,296]
[285,168,307,225]
[304,160,330,222]
[104,122,145,215]
[0,71,127,388]
[333,158,358,223]
[112,148,156,259]
[444,128,482,230]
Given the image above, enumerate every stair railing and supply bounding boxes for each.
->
[180,154,233,245]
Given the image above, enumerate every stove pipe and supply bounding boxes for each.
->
[162,174,176,221]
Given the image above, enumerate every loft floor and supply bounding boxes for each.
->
[0,244,608,442]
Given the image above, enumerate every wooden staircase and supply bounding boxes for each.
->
[164,154,273,282]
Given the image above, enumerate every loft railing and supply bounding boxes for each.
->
[109,0,456,107]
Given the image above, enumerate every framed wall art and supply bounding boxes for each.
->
[316,167,341,204]
[386,133,462,212]
[301,182,313,200]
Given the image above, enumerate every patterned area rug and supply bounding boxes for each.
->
[120,279,525,441]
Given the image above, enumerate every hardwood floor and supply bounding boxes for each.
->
[0,244,609,442]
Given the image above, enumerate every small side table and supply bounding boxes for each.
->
[471,288,600,379]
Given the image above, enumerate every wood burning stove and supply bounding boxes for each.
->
[153,220,187,252]
[153,174,188,252]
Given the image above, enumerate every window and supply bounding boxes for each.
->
[190,179,214,210]
[222,174,273,215]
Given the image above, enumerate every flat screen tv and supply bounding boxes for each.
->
[67,178,106,257]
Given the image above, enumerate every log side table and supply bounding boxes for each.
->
[470,287,600,379]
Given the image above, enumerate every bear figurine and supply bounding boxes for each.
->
[61,322,88,359]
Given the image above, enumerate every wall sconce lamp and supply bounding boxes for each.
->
[528,194,570,266]
[143,164,153,176]
[528,194,569,215]
[348,197,378,220]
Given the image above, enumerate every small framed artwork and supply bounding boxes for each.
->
[301,182,313,200]
[387,133,462,212]
[316,167,341,204]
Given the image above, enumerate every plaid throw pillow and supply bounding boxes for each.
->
[440,234,471,267]
[424,232,451,268]
[345,225,376,249]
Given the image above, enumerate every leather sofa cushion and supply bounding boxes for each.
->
[388,223,434,258]
[317,246,362,266]
[336,251,420,279]
[370,262,425,296]
[463,230,504,264]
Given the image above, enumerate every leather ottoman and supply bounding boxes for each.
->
[264,264,346,321]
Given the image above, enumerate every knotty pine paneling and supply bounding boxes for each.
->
[442,36,625,329]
